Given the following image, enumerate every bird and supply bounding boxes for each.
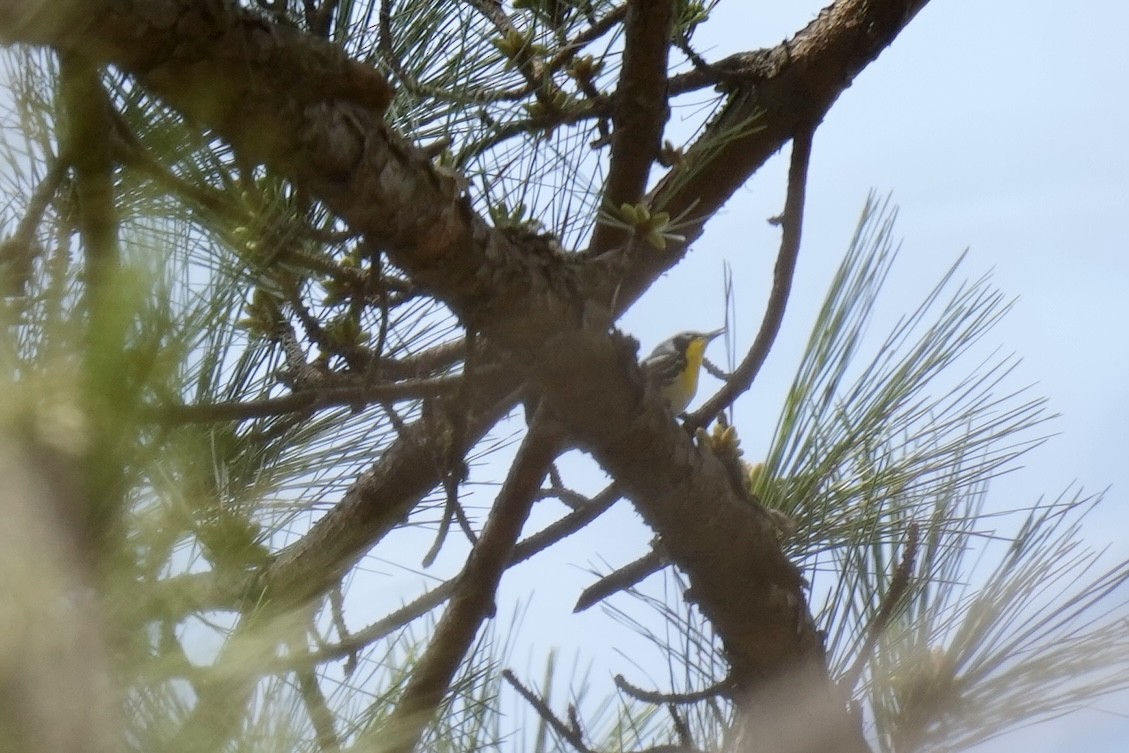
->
[640,328,724,414]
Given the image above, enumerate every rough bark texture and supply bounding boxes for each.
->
[534,328,870,753]
[587,0,675,254]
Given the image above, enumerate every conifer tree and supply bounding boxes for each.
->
[0,2,1126,753]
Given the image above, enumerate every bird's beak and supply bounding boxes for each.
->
[705,328,726,342]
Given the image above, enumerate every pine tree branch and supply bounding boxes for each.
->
[503,669,594,753]
[547,4,628,74]
[152,372,474,425]
[372,411,563,753]
[587,0,675,255]
[0,0,930,355]
[58,53,118,293]
[257,374,519,610]
[606,0,931,304]
[532,326,873,753]
[0,148,68,296]
[688,127,813,430]
[58,51,130,569]
[142,481,620,670]
[573,548,667,613]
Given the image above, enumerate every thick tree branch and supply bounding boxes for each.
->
[0,0,518,318]
[533,326,871,753]
[0,0,930,357]
[58,51,133,570]
[609,0,931,301]
[256,376,518,609]
[587,0,675,255]
[59,53,118,290]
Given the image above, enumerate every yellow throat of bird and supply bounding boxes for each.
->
[677,337,708,405]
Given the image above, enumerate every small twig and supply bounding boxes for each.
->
[295,658,341,751]
[687,127,813,431]
[503,670,594,753]
[421,492,477,568]
[547,462,565,490]
[536,485,590,510]
[547,4,628,73]
[422,328,481,567]
[378,0,411,87]
[0,151,69,296]
[668,703,694,749]
[371,410,563,753]
[309,484,620,665]
[450,495,478,543]
[516,482,619,558]
[573,548,667,612]
[465,0,554,103]
[614,673,735,705]
[326,584,358,678]
[840,522,921,694]
[673,35,713,76]
[305,0,340,37]
[380,400,410,438]
[421,503,454,569]
[701,356,729,381]
[151,372,471,425]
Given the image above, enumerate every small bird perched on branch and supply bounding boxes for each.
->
[641,328,724,414]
